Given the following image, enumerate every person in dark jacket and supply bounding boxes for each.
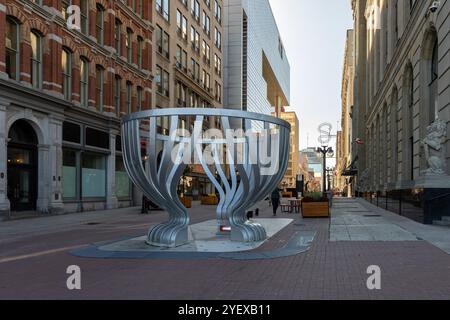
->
[270,188,282,216]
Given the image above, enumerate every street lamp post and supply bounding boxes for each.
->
[316,146,334,194]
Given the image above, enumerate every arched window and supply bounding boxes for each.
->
[62,47,72,100]
[95,65,104,111]
[429,40,438,123]
[30,30,43,89]
[80,57,89,107]
[96,4,105,45]
[5,16,20,80]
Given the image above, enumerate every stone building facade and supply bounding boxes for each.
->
[350,0,450,223]
[152,0,224,199]
[336,29,355,197]
[0,0,153,218]
[278,110,299,189]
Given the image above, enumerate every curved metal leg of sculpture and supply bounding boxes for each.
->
[122,117,189,248]
[228,123,290,243]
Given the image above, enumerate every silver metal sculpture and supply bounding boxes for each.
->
[121,108,291,248]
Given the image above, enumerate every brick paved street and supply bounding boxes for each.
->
[0,198,449,300]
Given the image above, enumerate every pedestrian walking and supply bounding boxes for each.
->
[271,187,282,216]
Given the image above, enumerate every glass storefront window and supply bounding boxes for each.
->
[62,149,77,199]
[116,157,131,198]
[82,153,106,198]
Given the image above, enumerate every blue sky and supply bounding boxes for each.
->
[269,0,353,157]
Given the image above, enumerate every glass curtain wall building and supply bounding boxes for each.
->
[223,0,290,125]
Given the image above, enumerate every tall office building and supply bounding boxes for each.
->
[153,0,224,198]
[0,0,153,218]
[336,29,355,197]
[223,0,290,123]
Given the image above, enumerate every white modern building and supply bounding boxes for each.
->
[223,0,290,122]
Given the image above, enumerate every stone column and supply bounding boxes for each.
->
[106,131,118,209]
[36,144,50,214]
[0,99,10,216]
[49,117,64,214]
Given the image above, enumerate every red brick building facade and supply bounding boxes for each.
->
[0,0,154,217]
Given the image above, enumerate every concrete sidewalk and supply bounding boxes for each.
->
[330,197,450,254]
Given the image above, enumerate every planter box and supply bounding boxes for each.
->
[179,196,192,208]
[301,201,330,218]
[201,195,219,205]
[282,192,293,198]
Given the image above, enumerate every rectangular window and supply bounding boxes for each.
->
[137,87,143,111]
[63,122,81,144]
[6,18,20,81]
[215,81,222,102]
[80,58,89,107]
[126,82,132,114]
[156,65,162,93]
[182,16,188,40]
[116,157,131,198]
[115,19,121,55]
[156,0,170,20]
[203,11,210,35]
[30,31,42,89]
[138,0,143,17]
[85,127,110,149]
[214,1,222,23]
[96,5,104,45]
[163,70,170,97]
[215,28,221,49]
[62,48,72,100]
[137,37,143,68]
[126,29,133,63]
[195,31,200,51]
[80,0,89,35]
[82,153,106,198]
[63,149,77,199]
[114,76,121,115]
[95,66,104,111]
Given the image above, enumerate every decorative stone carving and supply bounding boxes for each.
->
[421,118,447,175]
